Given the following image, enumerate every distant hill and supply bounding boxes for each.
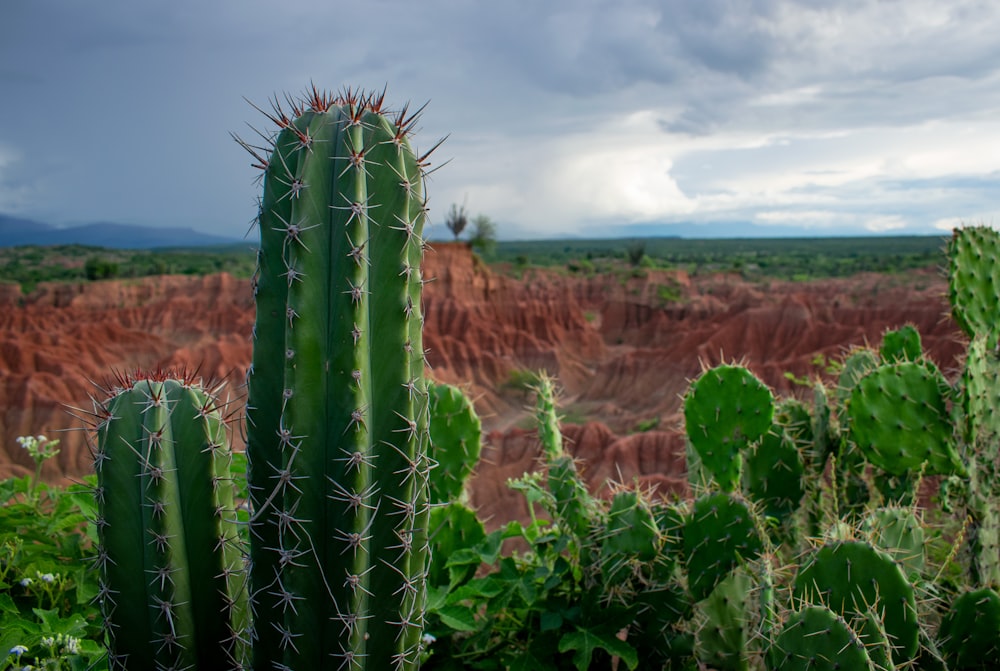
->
[0,215,239,248]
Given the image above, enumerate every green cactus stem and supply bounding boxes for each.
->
[92,372,247,670]
[241,86,434,670]
[534,374,596,541]
[948,224,1000,348]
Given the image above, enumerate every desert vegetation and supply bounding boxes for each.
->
[0,85,998,670]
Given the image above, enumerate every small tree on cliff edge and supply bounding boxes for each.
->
[445,203,469,240]
[469,214,497,257]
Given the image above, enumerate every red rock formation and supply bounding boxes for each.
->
[0,242,966,512]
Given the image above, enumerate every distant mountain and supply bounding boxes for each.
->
[0,215,240,248]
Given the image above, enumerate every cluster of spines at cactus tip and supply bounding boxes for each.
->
[85,369,247,671]
[238,85,438,670]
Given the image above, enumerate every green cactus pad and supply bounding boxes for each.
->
[880,324,923,363]
[744,427,805,519]
[861,506,925,579]
[948,224,1000,346]
[848,361,964,476]
[792,540,919,665]
[684,365,775,492]
[836,347,880,408]
[939,587,1000,669]
[600,490,660,583]
[695,568,752,671]
[428,501,486,588]
[684,492,764,602]
[428,381,482,504]
[767,605,877,671]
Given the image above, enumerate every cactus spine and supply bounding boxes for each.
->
[93,373,247,670]
[243,87,432,670]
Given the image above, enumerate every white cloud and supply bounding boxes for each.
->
[865,215,907,233]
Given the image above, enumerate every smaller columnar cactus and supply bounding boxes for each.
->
[91,372,247,671]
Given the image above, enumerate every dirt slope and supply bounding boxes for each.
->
[0,244,965,497]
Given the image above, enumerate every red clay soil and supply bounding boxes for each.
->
[0,243,967,514]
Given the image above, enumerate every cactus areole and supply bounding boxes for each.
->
[241,87,435,670]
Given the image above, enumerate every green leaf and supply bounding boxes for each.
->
[559,627,639,671]
[446,576,506,604]
[436,604,479,632]
[540,610,563,631]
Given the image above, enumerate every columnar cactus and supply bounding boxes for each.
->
[92,373,247,670]
[241,87,433,670]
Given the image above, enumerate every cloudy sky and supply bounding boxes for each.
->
[2,0,999,240]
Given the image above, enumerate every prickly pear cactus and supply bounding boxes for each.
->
[848,361,965,477]
[428,381,482,504]
[241,87,433,670]
[861,506,925,579]
[684,492,764,601]
[939,587,1000,669]
[793,539,919,666]
[767,605,879,671]
[684,364,774,492]
[599,489,660,585]
[93,373,247,670]
[743,426,805,520]
[880,323,923,362]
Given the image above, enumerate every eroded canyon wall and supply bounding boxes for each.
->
[0,243,965,492]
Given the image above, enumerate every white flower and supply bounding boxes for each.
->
[421,633,437,645]
[62,637,80,655]
[38,572,55,583]
[9,645,28,656]
[19,577,32,587]
[37,435,46,442]
[40,636,54,648]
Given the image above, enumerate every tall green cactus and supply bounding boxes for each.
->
[92,372,247,670]
[242,87,433,670]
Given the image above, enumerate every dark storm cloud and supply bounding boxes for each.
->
[1,0,999,236]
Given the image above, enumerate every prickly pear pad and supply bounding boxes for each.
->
[600,490,660,583]
[744,427,805,518]
[792,540,918,665]
[684,492,763,602]
[861,506,925,579]
[939,587,1000,669]
[880,324,923,363]
[848,361,964,476]
[948,225,1000,346]
[767,605,876,671]
[428,382,482,504]
[684,365,774,492]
